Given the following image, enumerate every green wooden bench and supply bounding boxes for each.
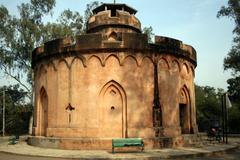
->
[112,138,144,153]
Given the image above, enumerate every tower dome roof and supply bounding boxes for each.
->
[92,3,137,15]
[87,3,141,33]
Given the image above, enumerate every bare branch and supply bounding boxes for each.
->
[2,64,31,95]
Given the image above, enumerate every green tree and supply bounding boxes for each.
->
[228,103,240,133]
[217,1,240,133]
[196,84,240,133]
[195,85,224,131]
[84,1,101,31]
[0,0,84,97]
[217,0,240,100]
[0,85,31,135]
[0,0,100,97]
[143,26,154,43]
[0,0,99,133]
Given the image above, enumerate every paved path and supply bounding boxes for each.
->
[0,152,68,160]
[1,148,240,160]
[182,148,240,160]
[0,137,239,159]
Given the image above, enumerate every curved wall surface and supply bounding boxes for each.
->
[30,3,198,150]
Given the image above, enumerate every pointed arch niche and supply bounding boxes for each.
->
[179,86,191,134]
[99,80,127,138]
[38,87,48,136]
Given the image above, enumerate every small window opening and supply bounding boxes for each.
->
[111,9,117,17]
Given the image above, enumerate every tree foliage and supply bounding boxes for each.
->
[143,26,154,43]
[228,102,240,133]
[0,1,99,133]
[196,84,240,133]
[0,85,31,135]
[217,0,240,100]
[84,1,101,31]
[195,85,224,131]
[0,1,100,100]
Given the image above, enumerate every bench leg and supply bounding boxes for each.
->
[112,147,114,153]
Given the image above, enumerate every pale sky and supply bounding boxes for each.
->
[0,0,235,90]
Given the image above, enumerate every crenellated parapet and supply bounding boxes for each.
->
[153,36,197,66]
[32,34,196,68]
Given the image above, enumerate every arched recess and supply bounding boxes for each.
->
[38,87,48,136]
[182,63,190,76]
[171,60,181,73]
[58,59,70,69]
[99,80,127,138]
[70,56,87,68]
[57,59,70,126]
[122,55,139,67]
[87,55,104,67]
[179,85,191,134]
[158,57,170,70]
[104,54,121,66]
[140,56,154,67]
[190,66,195,77]
[47,61,57,71]
[37,64,47,79]
[34,64,47,129]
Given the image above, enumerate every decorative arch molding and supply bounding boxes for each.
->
[38,64,47,74]
[140,56,154,67]
[57,59,71,69]
[181,62,190,80]
[178,59,185,67]
[99,80,127,97]
[158,57,170,70]
[98,80,127,138]
[134,54,143,66]
[87,55,104,67]
[171,59,181,73]
[182,63,190,74]
[103,54,121,66]
[47,61,57,71]
[36,64,47,80]
[179,85,190,104]
[70,56,87,68]
[190,66,195,77]
[122,55,139,67]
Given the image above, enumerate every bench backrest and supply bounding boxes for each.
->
[112,138,143,145]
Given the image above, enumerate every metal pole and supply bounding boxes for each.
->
[225,93,228,144]
[2,91,5,136]
[221,94,225,142]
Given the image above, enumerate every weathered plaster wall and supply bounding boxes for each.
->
[33,52,196,139]
[31,3,197,150]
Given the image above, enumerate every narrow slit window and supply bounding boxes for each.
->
[111,9,117,17]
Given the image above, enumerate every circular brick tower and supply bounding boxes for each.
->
[29,3,198,150]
